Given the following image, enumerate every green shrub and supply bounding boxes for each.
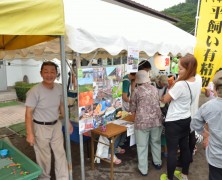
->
[15,81,37,102]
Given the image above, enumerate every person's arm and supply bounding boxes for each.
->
[202,127,209,148]
[129,91,136,114]
[122,92,130,102]
[161,92,173,103]
[72,73,78,90]
[190,106,208,148]
[25,107,35,146]
[122,79,130,102]
[204,88,210,97]
[131,112,136,120]
[161,82,182,103]
[59,102,73,134]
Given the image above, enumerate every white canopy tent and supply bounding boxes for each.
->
[64,0,196,57]
[1,0,196,61]
[0,1,196,179]
[63,1,196,179]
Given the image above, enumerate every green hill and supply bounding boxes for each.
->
[162,0,198,35]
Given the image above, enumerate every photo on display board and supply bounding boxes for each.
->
[78,68,94,134]
[127,47,139,73]
[78,66,123,134]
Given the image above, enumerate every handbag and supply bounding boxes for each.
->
[160,87,169,125]
[184,81,192,105]
[161,103,169,118]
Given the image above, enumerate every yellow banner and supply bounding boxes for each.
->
[194,1,222,87]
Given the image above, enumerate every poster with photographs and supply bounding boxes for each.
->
[78,68,94,134]
[78,66,123,134]
[127,47,139,73]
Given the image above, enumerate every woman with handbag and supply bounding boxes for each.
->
[160,54,200,180]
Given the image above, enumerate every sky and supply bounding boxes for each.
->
[133,0,186,11]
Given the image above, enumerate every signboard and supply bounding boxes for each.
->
[127,47,139,73]
[78,66,123,134]
[194,0,222,87]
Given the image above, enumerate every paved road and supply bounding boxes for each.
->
[0,103,25,128]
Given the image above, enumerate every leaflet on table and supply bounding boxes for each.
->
[111,119,133,126]
[126,124,134,137]
[111,119,134,137]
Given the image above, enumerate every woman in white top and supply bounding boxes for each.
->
[160,54,199,180]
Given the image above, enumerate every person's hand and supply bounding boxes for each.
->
[195,132,203,144]
[26,133,35,146]
[160,97,164,102]
[69,121,74,134]
[204,87,211,97]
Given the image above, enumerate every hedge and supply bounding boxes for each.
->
[15,82,37,102]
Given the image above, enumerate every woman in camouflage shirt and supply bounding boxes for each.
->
[130,70,163,176]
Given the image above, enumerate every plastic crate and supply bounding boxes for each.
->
[0,139,42,180]
[63,122,90,144]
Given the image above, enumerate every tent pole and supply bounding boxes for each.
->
[80,134,85,180]
[76,52,86,180]
[60,36,73,180]
[194,0,201,37]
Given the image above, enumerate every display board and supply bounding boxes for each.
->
[77,66,123,134]
[127,47,139,73]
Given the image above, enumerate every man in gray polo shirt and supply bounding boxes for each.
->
[191,71,222,180]
[25,61,73,180]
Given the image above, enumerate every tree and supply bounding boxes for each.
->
[162,2,198,35]
[186,0,198,3]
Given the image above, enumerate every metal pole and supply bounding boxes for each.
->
[80,134,85,180]
[60,36,73,180]
[76,52,86,180]
[194,0,201,37]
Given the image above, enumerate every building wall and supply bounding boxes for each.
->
[6,59,65,87]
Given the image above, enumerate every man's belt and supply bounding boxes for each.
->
[33,119,57,125]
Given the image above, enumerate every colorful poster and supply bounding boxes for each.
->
[78,66,123,134]
[127,47,139,73]
[78,68,94,134]
[194,0,222,87]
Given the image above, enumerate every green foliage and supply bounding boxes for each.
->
[162,2,198,35]
[112,83,122,98]
[78,84,93,92]
[0,101,20,108]
[186,0,198,3]
[15,81,37,102]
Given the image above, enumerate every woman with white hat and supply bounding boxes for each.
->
[130,70,163,176]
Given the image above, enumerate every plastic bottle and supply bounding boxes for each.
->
[100,117,107,132]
